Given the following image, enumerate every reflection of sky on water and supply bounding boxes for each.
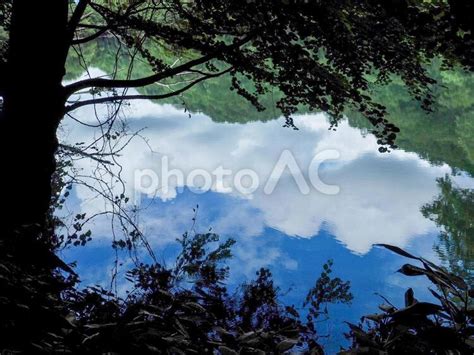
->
[61,188,440,351]
[59,72,474,351]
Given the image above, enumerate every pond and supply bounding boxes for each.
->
[59,68,474,353]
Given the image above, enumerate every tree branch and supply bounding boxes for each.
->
[64,53,216,97]
[58,143,114,165]
[67,0,91,44]
[65,68,232,112]
[72,27,109,45]
[63,34,252,97]
[76,23,107,30]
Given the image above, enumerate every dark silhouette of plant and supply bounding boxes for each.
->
[34,231,351,354]
[344,244,474,354]
[0,229,78,353]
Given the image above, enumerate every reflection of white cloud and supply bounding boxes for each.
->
[61,69,457,255]
[228,235,299,279]
[250,154,449,254]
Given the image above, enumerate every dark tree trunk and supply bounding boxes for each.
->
[0,3,71,350]
[0,0,69,240]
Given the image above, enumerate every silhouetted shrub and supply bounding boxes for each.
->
[343,244,474,354]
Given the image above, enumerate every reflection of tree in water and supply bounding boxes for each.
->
[67,43,474,176]
[348,64,474,176]
[422,175,474,285]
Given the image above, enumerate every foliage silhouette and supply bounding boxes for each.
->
[344,244,474,354]
[1,228,354,353]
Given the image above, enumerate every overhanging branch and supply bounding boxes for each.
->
[64,67,232,113]
[63,34,252,98]
[64,53,216,97]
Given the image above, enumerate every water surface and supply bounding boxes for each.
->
[60,70,474,352]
